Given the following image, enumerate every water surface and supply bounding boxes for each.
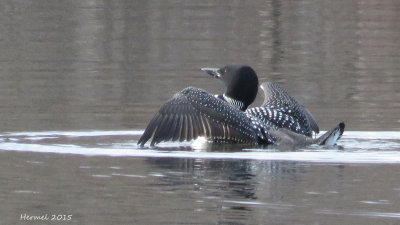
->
[0,130,400,225]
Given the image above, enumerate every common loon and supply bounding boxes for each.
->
[137,65,345,147]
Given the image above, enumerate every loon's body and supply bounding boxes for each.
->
[138,65,344,147]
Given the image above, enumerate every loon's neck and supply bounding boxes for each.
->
[215,94,245,111]
[223,94,245,110]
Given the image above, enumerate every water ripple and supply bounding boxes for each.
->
[316,209,400,219]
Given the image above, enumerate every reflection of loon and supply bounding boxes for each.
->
[138,65,344,147]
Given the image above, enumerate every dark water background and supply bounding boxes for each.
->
[0,0,400,224]
[0,0,399,132]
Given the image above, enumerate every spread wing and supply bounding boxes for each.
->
[247,82,319,137]
[138,87,258,146]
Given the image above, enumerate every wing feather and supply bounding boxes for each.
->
[173,115,183,142]
[180,114,188,142]
[191,114,200,138]
[187,115,193,141]
[200,115,212,137]
[169,114,179,141]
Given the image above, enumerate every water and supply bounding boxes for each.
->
[0,0,400,224]
[1,131,400,225]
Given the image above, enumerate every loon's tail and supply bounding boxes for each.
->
[271,122,345,149]
[314,122,345,146]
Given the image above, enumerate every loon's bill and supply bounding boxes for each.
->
[137,64,345,147]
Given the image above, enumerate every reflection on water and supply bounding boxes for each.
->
[0,0,400,224]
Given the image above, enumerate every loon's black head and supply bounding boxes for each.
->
[201,65,259,111]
